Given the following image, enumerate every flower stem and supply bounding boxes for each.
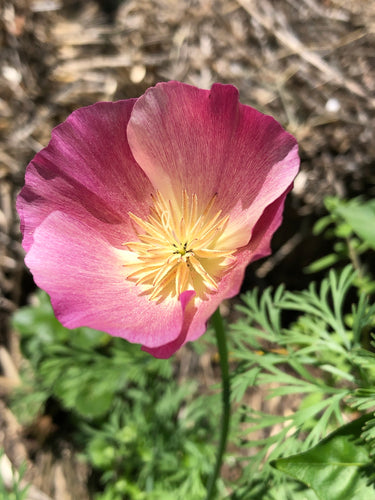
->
[206,307,231,500]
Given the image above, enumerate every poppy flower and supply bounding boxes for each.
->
[17,81,299,358]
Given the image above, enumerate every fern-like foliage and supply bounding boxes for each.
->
[229,265,375,494]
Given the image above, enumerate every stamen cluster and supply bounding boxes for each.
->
[124,190,236,300]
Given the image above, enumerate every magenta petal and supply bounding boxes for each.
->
[17,100,153,252]
[142,290,196,358]
[18,82,300,358]
[127,81,299,244]
[26,211,192,349]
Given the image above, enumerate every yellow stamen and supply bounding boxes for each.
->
[123,190,236,301]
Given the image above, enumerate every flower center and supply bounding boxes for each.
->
[124,190,236,301]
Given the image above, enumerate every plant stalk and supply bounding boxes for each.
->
[206,307,231,500]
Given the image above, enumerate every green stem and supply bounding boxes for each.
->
[346,236,364,280]
[206,307,231,500]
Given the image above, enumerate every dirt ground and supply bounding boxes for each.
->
[1,0,375,497]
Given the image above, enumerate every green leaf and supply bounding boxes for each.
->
[335,200,375,249]
[271,414,375,500]
[304,253,340,274]
[312,214,334,236]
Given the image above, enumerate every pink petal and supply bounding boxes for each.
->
[127,81,299,247]
[26,211,194,349]
[18,82,300,359]
[142,289,196,358]
[17,100,154,252]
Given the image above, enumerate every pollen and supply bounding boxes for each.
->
[123,190,236,301]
